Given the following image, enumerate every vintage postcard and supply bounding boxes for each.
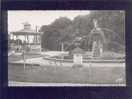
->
[8,10,126,86]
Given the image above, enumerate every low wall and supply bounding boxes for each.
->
[43,57,125,63]
[8,57,125,66]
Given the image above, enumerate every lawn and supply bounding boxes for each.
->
[8,53,41,62]
[8,63,126,85]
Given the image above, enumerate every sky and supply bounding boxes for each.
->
[8,10,90,32]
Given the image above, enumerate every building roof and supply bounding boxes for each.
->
[11,23,42,35]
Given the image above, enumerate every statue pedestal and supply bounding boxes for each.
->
[71,47,84,67]
[73,54,83,65]
[92,41,103,58]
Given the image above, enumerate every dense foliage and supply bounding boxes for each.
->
[40,11,125,52]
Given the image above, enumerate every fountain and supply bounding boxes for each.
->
[89,19,105,58]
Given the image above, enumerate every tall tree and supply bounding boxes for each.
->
[40,11,125,52]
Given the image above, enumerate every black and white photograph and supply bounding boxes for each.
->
[8,10,126,86]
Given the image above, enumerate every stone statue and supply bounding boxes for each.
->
[93,19,101,31]
[93,19,98,28]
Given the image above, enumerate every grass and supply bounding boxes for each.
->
[8,64,126,84]
[8,53,41,62]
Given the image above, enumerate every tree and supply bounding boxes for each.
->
[40,17,72,50]
[40,11,125,52]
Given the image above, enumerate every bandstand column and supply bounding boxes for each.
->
[27,35,30,49]
[13,34,14,40]
[61,43,64,51]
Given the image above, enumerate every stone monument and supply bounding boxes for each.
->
[71,46,85,67]
[91,19,104,58]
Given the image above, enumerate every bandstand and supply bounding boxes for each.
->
[11,22,42,52]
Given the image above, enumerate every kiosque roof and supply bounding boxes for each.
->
[11,23,42,35]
